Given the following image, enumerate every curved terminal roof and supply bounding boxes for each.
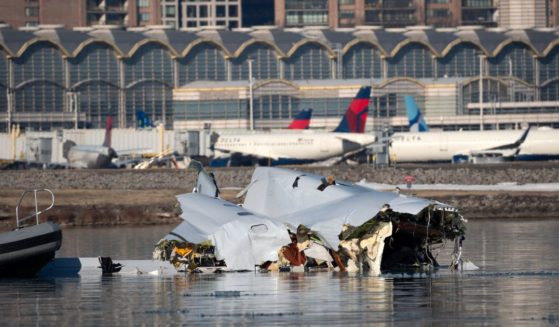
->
[88,28,147,56]
[321,29,355,49]
[268,29,304,54]
[0,25,558,59]
[517,29,559,54]
[33,27,91,55]
[143,28,199,55]
[471,29,510,55]
[421,29,459,54]
[370,30,408,54]
[0,27,35,56]
[198,29,253,55]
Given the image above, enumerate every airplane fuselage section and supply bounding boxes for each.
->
[390,129,559,162]
[214,132,376,161]
[67,145,114,168]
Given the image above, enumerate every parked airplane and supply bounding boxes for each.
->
[63,117,117,168]
[391,97,559,163]
[210,86,375,166]
[392,128,533,163]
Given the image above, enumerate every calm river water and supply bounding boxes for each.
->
[1,219,558,326]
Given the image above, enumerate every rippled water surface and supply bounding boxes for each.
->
[1,220,559,326]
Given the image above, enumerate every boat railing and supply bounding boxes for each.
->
[15,189,55,229]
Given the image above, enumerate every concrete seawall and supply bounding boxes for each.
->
[1,163,558,230]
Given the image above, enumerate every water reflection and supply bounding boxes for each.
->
[57,224,177,259]
[0,220,558,325]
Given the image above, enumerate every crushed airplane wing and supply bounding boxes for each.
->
[158,163,468,274]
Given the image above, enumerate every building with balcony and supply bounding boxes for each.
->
[461,0,497,26]
[498,0,548,29]
[276,0,556,28]
[181,0,241,29]
[0,0,161,28]
[242,0,275,27]
[161,0,181,28]
[364,0,418,27]
[551,0,559,27]
[158,0,243,29]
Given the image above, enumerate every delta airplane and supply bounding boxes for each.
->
[210,86,376,166]
[389,96,559,163]
[63,117,117,168]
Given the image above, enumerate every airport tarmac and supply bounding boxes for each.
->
[1,162,559,188]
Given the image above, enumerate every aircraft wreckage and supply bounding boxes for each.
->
[154,163,468,275]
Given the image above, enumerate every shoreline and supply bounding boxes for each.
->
[1,188,557,231]
[1,165,558,230]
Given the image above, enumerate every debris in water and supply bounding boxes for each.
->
[155,161,470,275]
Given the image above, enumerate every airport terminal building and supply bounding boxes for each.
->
[1,24,559,133]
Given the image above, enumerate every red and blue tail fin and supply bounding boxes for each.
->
[288,108,313,129]
[102,116,113,148]
[333,86,371,133]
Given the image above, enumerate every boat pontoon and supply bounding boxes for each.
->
[0,189,62,277]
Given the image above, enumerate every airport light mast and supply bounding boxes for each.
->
[248,58,254,131]
[68,91,79,129]
[479,55,485,131]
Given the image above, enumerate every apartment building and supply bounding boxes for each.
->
[274,0,559,28]
[498,0,548,28]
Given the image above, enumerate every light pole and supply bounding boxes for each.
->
[6,88,12,133]
[71,91,79,130]
[248,58,254,131]
[479,55,485,131]
[508,56,513,102]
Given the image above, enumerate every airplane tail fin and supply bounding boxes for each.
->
[189,160,220,198]
[489,125,531,151]
[62,140,76,159]
[136,111,153,128]
[405,95,429,132]
[102,116,113,148]
[288,108,313,129]
[333,86,371,133]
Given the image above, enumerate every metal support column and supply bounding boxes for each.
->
[173,58,179,88]
[7,88,12,133]
[64,58,70,114]
[118,59,126,128]
[279,59,284,80]
[479,55,485,131]
[381,56,387,79]
[248,58,254,131]
[7,58,14,133]
[534,55,540,101]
